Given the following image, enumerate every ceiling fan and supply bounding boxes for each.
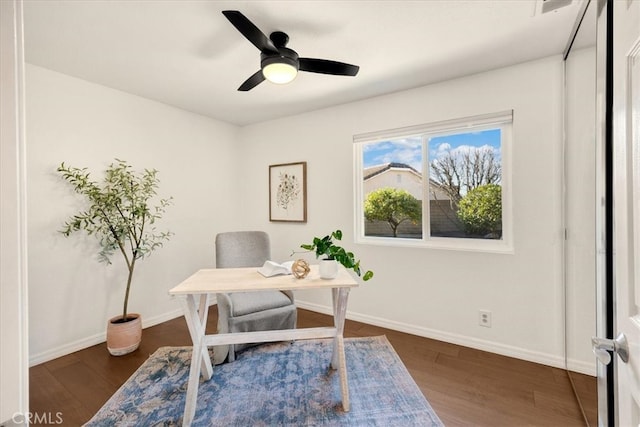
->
[222,10,360,91]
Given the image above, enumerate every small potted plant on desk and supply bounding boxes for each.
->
[57,159,173,356]
[299,230,373,281]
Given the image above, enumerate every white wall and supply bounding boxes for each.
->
[565,46,597,374]
[25,64,241,364]
[237,56,569,368]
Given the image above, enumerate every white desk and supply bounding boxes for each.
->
[169,264,359,426]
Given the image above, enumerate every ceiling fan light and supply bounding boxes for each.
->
[262,60,298,84]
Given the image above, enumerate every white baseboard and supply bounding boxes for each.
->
[567,358,597,376]
[296,300,594,375]
[30,332,106,367]
[29,308,184,367]
[140,308,184,329]
[30,302,597,378]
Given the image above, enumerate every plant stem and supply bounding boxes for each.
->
[122,255,137,320]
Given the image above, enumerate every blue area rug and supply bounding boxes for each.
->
[85,336,443,426]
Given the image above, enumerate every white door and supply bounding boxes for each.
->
[612,0,640,424]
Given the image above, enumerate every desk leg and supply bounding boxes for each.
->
[196,294,213,377]
[331,287,351,412]
[180,295,214,426]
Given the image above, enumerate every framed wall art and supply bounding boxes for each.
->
[269,161,307,222]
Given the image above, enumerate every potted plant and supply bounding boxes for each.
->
[57,159,172,356]
[299,230,373,281]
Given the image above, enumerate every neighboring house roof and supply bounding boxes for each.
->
[363,162,421,180]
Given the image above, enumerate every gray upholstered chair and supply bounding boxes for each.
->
[213,231,297,364]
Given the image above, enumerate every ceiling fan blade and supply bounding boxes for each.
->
[238,70,266,91]
[299,58,360,76]
[222,10,278,54]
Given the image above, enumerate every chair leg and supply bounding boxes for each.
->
[228,344,235,362]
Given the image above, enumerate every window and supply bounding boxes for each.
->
[354,111,512,253]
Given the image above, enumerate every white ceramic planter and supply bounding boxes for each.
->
[319,259,339,279]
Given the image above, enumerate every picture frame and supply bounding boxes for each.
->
[269,161,307,222]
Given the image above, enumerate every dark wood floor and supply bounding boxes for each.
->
[30,307,597,426]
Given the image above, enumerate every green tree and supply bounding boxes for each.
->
[456,184,502,237]
[364,187,421,237]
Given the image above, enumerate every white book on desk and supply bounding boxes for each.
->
[257,260,294,277]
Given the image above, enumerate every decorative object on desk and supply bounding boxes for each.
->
[291,258,310,279]
[84,336,443,426]
[298,229,373,281]
[57,159,173,356]
[257,260,294,277]
[269,161,307,222]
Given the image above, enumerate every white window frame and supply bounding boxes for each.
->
[354,110,513,254]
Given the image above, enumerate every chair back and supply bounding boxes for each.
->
[215,231,271,268]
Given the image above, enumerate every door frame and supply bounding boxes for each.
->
[0,0,29,424]
[594,0,615,425]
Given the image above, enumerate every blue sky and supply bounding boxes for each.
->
[363,129,501,173]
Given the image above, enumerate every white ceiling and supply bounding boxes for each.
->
[23,0,591,126]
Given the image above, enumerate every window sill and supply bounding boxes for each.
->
[355,235,514,254]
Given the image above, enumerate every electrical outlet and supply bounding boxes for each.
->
[479,310,492,328]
